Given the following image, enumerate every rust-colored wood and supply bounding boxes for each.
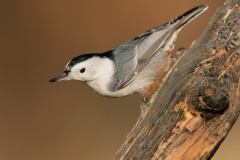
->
[114,0,240,159]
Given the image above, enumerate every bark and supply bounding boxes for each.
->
[114,0,240,159]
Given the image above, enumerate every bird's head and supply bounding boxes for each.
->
[49,53,114,83]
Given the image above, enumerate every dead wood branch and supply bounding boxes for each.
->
[114,0,240,159]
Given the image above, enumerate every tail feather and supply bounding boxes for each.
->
[173,5,208,31]
[162,5,208,52]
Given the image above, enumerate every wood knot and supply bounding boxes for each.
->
[188,77,229,114]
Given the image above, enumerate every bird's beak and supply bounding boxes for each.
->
[49,73,68,82]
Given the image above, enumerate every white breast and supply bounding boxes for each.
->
[86,57,115,96]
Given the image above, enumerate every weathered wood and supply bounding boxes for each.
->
[114,0,240,159]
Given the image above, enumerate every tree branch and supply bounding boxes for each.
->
[114,0,240,159]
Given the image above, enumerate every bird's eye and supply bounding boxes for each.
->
[80,68,86,73]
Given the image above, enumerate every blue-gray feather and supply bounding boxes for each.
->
[108,5,208,92]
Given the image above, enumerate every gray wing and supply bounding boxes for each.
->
[108,5,208,92]
[109,24,176,91]
[109,42,138,91]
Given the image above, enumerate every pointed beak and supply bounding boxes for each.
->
[49,73,68,82]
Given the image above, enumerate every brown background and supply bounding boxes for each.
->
[0,0,239,160]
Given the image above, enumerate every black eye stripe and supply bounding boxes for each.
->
[80,68,86,73]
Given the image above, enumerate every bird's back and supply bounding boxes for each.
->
[107,5,208,96]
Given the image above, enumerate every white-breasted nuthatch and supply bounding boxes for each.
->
[49,5,208,98]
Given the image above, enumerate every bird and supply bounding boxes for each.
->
[49,5,208,100]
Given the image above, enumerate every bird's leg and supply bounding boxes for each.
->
[141,80,160,106]
[143,96,150,106]
[176,47,187,58]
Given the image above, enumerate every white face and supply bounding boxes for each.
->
[67,57,99,82]
[66,56,114,83]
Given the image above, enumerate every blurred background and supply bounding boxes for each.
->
[0,0,239,160]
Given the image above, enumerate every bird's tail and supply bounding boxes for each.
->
[171,5,208,31]
[160,5,208,53]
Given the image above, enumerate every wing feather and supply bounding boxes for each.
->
[108,24,176,91]
[108,5,208,91]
